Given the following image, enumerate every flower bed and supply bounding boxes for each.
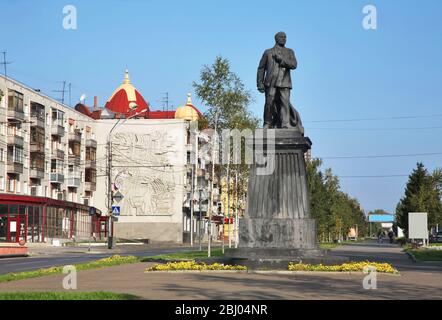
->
[288,261,397,274]
[146,260,247,272]
[0,255,139,283]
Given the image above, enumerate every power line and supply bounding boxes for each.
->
[307,126,442,131]
[304,114,442,123]
[317,152,442,160]
[339,174,408,179]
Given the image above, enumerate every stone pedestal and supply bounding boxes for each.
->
[226,129,346,269]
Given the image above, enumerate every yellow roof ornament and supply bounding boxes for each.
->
[186,93,193,106]
[123,69,131,84]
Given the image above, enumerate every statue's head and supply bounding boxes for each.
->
[274,32,287,46]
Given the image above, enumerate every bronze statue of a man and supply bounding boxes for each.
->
[257,32,303,133]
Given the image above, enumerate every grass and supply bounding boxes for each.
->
[0,255,140,283]
[0,292,140,300]
[407,248,442,261]
[141,248,224,262]
[319,240,365,250]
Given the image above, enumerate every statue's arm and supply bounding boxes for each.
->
[257,51,267,89]
[280,49,297,70]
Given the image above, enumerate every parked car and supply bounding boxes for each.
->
[436,231,442,243]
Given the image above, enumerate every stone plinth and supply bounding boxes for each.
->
[226,129,346,269]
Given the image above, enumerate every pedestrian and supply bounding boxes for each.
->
[378,232,383,244]
[388,230,395,244]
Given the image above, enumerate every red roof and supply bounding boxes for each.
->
[104,70,150,117]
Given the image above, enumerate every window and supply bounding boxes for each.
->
[0,149,3,162]
[85,168,96,183]
[0,176,4,190]
[7,90,24,111]
[30,102,45,120]
[86,147,96,161]
[51,108,64,126]
[13,147,24,164]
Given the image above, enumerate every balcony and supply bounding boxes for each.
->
[51,125,65,137]
[50,173,64,184]
[30,167,45,179]
[7,108,25,121]
[66,177,81,188]
[30,142,45,153]
[86,139,97,149]
[51,149,65,160]
[30,114,45,128]
[68,154,81,166]
[7,135,24,147]
[85,159,96,169]
[68,131,82,143]
[7,161,23,174]
[196,168,206,177]
[84,182,96,191]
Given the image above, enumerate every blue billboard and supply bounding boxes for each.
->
[368,214,395,222]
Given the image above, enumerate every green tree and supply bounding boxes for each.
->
[396,163,442,234]
[306,159,368,242]
[193,56,259,219]
[193,56,258,131]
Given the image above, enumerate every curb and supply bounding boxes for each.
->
[405,250,417,263]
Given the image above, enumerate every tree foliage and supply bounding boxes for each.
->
[395,163,442,234]
[193,56,259,216]
[307,159,368,241]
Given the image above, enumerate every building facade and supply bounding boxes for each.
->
[0,75,101,244]
[0,71,219,245]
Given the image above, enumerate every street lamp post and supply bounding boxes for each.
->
[107,108,147,249]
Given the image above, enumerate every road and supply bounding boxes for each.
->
[1,241,442,299]
[0,245,202,275]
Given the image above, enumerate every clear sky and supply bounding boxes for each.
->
[1,0,442,214]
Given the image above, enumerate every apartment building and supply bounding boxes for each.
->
[0,75,101,244]
[0,71,217,245]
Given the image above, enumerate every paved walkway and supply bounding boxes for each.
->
[0,242,441,299]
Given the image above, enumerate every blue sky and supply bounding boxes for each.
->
[1,0,442,214]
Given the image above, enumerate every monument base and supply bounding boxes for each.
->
[224,247,348,270]
[221,129,347,270]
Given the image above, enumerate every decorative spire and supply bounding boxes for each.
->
[186,92,192,106]
[123,69,131,84]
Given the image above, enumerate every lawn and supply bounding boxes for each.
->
[0,292,140,300]
[0,255,140,283]
[408,249,442,261]
[141,248,224,261]
[319,240,364,250]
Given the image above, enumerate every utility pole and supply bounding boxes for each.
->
[107,131,114,249]
[208,108,220,258]
[1,51,12,79]
[106,108,148,250]
[190,155,195,247]
[234,171,239,248]
[227,161,231,248]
